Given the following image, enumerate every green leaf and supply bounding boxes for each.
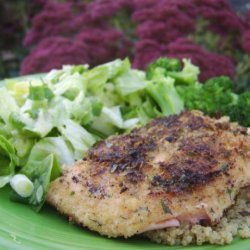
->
[28,85,47,101]
[49,73,85,100]
[26,137,75,168]
[9,135,35,166]
[5,78,43,106]
[91,100,103,116]
[84,58,130,95]
[59,119,96,160]
[21,154,60,211]
[0,87,19,123]
[0,135,17,177]
[45,65,88,85]
[65,92,94,125]
[115,69,147,96]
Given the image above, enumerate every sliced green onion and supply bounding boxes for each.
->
[10,174,34,198]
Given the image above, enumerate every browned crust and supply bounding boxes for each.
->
[86,111,245,194]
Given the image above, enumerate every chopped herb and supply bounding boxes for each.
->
[70,191,75,196]
[226,188,232,200]
[179,174,186,182]
[160,199,172,214]
[210,208,215,214]
[110,164,118,173]
[239,211,250,217]
[90,219,102,227]
[187,152,195,157]
[137,206,150,213]
[165,136,174,142]
[120,186,128,193]
[72,176,79,183]
[221,163,229,172]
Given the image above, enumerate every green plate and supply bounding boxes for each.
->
[0,76,250,250]
[1,185,250,250]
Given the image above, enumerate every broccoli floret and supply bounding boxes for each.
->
[205,76,233,91]
[177,76,237,116]
[146,76,184,116]
[146,57,200,85]
[167,58,200,85]
[200,76,237,115]
[146,57,181,80]
[176,83,201,111]
[145,57,186,117]
[224,92,250,127]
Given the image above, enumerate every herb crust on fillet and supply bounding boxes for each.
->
[47,111,250,238]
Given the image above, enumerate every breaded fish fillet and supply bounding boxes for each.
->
[47,111,250,238]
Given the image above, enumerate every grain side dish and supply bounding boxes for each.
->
[146,186,250,245]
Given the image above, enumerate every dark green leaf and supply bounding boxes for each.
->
[160,199,172,214]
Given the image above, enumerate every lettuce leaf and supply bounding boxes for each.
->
[20,154,60,211]
[26,137,75,169]
[0,135,18,187]
[0,87,19,123]
[59,119,96,160]
[5,78,43,106]
[1,58,198,211]
[115,69,147,96]
[51,73,86,100]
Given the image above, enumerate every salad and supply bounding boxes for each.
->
[0,57,249,211]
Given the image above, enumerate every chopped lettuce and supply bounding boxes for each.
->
[15,137,72,211]
[0,87,19,123]
[20,154,60,211]
[98,58,130,79]
[59,119,96,160]
[9,135,35,166]
[0,136,18,187]
[83,59,130,95]
[0,57,204,211]
[64,91,93,125]
[51,73,86,100]
[5,78,43,105]
[137,97,160,125]
[102,106,124,128]
[115,69,147,96]
[26,137,75,169]
[45,64,88,85]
